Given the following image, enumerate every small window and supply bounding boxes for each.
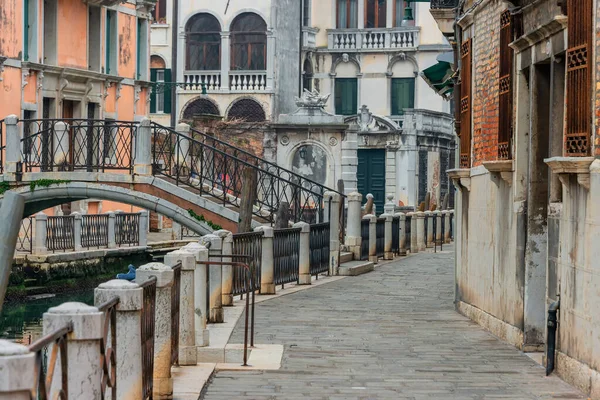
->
[156,70,165,113]
[105,10,118,74]
[230,13,267,71]
[88,6,102,72]
[303,58,313,92]
[337,0,358,28]
[390,78,415,115]
[303,0,311,27]
[150,68,172,114]
[186,13,221,70]
[366,0,387,28]
[154,0,167,24]
[335,78,358,115]
[182,98,220,120]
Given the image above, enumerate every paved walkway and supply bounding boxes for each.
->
[201,248,585,400]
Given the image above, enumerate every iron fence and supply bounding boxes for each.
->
[97,296,119,399]
[273,227,301,286]
[82,214,109,248]
[171,262,182,366]
[391,216,400,255]
[47,215,75,252]
[424,214,429,247]
[17,217,33,253]
[309,222,330,276]
[182,225,201,238]
[376,218,385,258]
[450,212,454,240]
[20,119,136,173]
[360,218,369,261]
[405,214,412,252]
[232,231,263,295]
[140,276,157,400]
[28,323,72,400]
[115,213,140,246]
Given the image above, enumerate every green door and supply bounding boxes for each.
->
[357,149,386,214]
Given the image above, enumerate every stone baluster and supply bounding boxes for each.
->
[107,211,116,248]
[416,211,426,252]
[33,212,48,254]
[345,192,363,260]
[180,242,210,347]
[426,211,434,248]
[0,340,35,400]
[134,118,152,175]
[53,122,69,171]
[367,214,377,263]
[255,226,275,294]
[408,212,418,253]
[383,213,393,260]
[324,191,341,275]
[201,234,223,323]
[396,212,406,256]
[294,221,311,285]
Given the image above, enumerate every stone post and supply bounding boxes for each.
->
[213,230,233,307]
[136,263,174,400]
[53,122,69,170]
[324,191,341,275]
[3,115,22,180]
[294,222,311,285]
[255,226,275,294]
[416,211,426,251]
[0,340,35,400]
[73,212,82,251]
[443,211,451,243]
[181,242,209,347]
[43,302,103,400]
[396,212,406,256]
[94,280,143,400]
[220,33,231,90]
[201,234,223,323]
[139,210,148,247]
[33,212,48,254]
[384,194,395,214]
[426,211,434,248]
[171,222,182,241]
[107,211,116,248]
[449,210,455,240]
[383,213,393,260]
[345,192,362,260]
[367,214,377,263]
[434,210,442,245]
[134,118,152,176]
[164,250,197,365]
[408,212,417,253]
[175,123,191,173]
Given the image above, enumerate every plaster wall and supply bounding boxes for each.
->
[0,0,22,58]
[57,0,88,69]
[0,67,23,117]
[118,13,137,80]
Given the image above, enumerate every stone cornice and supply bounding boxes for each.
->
[22,62,124,84]
[510,16,567,53]
[545,156,594,191]
[483,160,514,186]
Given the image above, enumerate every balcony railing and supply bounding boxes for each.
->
[180,70,270,93]
[327,27,420,51]
[430,0,459,9]
[229,71,268,92]
[183,71,221,92]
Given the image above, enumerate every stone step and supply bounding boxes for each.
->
[338,260,374,276]
[340,251,353,264]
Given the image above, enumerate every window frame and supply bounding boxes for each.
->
[365,0,387,29]
[337,0,358,29]
[335,78,358,116]
[154,0,167,24]
[155,70,165,113]
[185,14,222,71]
[230,13,268,71]
[390,77,415,116]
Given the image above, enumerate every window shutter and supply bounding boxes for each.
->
[565,0,592,156]
[459,38,472,169]
[498,10,514,160]
[163,69,172,114]
[150,69,157,114]
[350,78,358,115]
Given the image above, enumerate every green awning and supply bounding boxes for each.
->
[420,59,455,99]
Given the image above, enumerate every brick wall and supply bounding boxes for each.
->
[191,120,266,158]
[595,0,600,156]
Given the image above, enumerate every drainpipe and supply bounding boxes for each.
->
[170,0,179,127]
[546,298,560,376]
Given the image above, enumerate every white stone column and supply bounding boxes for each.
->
[294,222,311,285]
[139,210,148,246]
[396,212,406,255]
[255,226,275,294]
[0,340,35,400]
[266,32,275,90]
[164,250,197,365]
[443,210,451,243]
[386,0,394,27]
[171,222,182,241]
[367,214,377,263]
[73,212,82,251]
[434,210,442,245]
[3,115,22,180]
[201,234,223,323]
[325,191,341,275]
[408,212,417,253]
[358,0,365,28]
[53,122,69,170]
[345,192,362,260]
[33,212,48,254]
[134,118,152,175]
[383,213,393,260]
[416,211,426,251]
[43,302,103,400]
[136,263,174,400]
[107,211,116,248]
[181,242,209,347]
[214,230,233,307]
[94,280,143,400]
[220,33,231,90]
[175,123,191,171]
[426,211,434,248]
[341,128,359,193]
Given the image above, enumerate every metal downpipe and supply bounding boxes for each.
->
[546,298,560,376]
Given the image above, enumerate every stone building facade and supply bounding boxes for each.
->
[432,0,600,397]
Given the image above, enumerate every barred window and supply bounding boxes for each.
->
[230,13,267,71]
[227,99,266,122]
[182,98,220,120]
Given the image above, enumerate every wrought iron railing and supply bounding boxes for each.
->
[171,262,182,366]
[424,213,429,247]
[376,218,385,258]
[360,218,369,261]
[17,216,34,253]
[450,212,454,240]
[28,323,73,400]
[82,214,109,248]
[430,0,459,9]
[140,276,157,400]
[309,222,330,277]
[19,119,136,173]
[97,296,119,399]
[47,215,75,252]
[232,231,263,295]
[405,214,412,251]
[391,216,400,255]
[0,119,4,174]
[115,213,140,246]
[273,227,301,286]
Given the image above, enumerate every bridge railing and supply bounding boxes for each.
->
[309,222,330,277]
[0,119,4,174]
[232,231,263,295]
[273,227,301,287]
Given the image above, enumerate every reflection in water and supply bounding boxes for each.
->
[0,290,94,344]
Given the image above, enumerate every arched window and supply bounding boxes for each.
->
[182,98,220,119]
[230,13,267,71]
[186,14,221,70]
[303,58,313,92]
[228,98,266,122]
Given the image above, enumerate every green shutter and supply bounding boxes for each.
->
[150,69,157,113]
[106,11,111,74]
[391,78,415,115]
[335,78,358,115]
[23,0,29,61]
[164,69,172,113]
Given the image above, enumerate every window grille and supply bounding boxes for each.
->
[498,10,514,160]
[227,99,266,122]
[182,98,220,119]
[459,38,472,168]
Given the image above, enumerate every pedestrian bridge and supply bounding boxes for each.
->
[0,116,338,235]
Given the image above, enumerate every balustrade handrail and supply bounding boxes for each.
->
[97,296,119,399]
[327,26,420,33]
[139,276,157,400]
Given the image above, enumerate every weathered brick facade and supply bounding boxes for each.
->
[596,0,600,156]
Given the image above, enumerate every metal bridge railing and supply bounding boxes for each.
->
[140,276,157,400]
[82,214,109,248]
[115,213,140,246]
[309,222,330,277]
[47,215,75,252]
[360,218,370,261]
[273,227,301,286]
[375,218,385,258]
[391,216,400,255]
[97,296,119,399]
[232,231,263,295]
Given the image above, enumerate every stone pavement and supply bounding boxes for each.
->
[201,247,585,400]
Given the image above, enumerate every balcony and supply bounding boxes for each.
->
[303,27,319,50]
[429,0,459,38]
[327,27,420,52]
[181,70,270,93]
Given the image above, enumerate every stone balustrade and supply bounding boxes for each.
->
[327,27,420,51]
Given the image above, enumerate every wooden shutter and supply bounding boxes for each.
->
[164,69,172,114]
[565,0,592,156]
[460,38,472,168]
[498,10,514,160]
[150,69,157,114]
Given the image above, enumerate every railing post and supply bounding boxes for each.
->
[384,194,395,214]
[107,211,116,248]
[220,33,231,90]
[416,211,426,251]
[180,242,210,347]
[443,210,451,243]
[43,302,103,400]
[426,211,434,248]
[345,192,362,260]
[324,191,341,275]
[175,123,191,176]
[0,340,35,400]
[214,230,233,307]
[136,263,174,399]
[396,212,407,256]
[171,222,182,240]
[53,122,69,170]
[164,250,197,365]
[434,210,442,246]
[94,280,143,400]
[134,118,152,176]
[201,234,223,323]
[383,213,393,260]
[33,212,48,254]
[368,214,377,263]
[139,210,148,246]
[255,226,275,294]
[408,212,417,253]
[293,222,311,285]
[450,210,455,240]
[73,212,83,251]
[4,115,21,181]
